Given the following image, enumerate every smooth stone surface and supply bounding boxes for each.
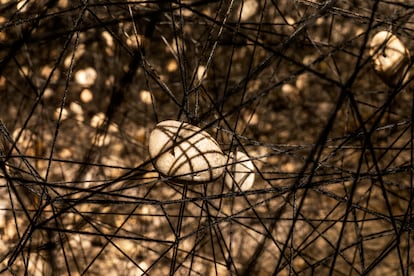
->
[148,120,226,183]
[224,151,255,191]
[369,31,411,87]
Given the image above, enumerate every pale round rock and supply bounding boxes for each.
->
[148,120,226,183]
[369,31,411,87]
[75,67,97,87]
[224,151,255,191]
[80,89,93,103]
[240,0,258,21]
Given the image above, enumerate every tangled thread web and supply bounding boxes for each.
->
[0,0,414,275]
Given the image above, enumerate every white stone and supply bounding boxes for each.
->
[167,59,178,72]
[91,133,111,147]
[148,120,226,183]
[43,88,54,99]
[369,31,411,87]
[64,44,85,68]
[40,65,60,83]
[224,151,255,191]
[240,0,258,21]
[54,107,69,121]
[139,90,153,105]
[136,261,149,276]
[197,65,207,82]
[69,101,83,115]
[17,1,30,12]
[281,83,297,95]
[75,67,97,87]
[58,0,69,8]
[0,199,6,231]
[90,112,106,128]
[80,88,93,103]
[101,31,114,47]
[70,102,84,123]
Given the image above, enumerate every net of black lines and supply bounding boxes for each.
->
[0,0,413,275]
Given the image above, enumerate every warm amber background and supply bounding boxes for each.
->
[0,1,413,275]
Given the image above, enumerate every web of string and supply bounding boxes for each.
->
[0,0,413,275]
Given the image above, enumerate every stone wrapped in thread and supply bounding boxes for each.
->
[148,120,226,184]
[369,31,411,87]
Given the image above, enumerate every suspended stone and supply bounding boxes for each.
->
[224,151,255,191]
[369,31,411,87]
[148,120,226,183]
